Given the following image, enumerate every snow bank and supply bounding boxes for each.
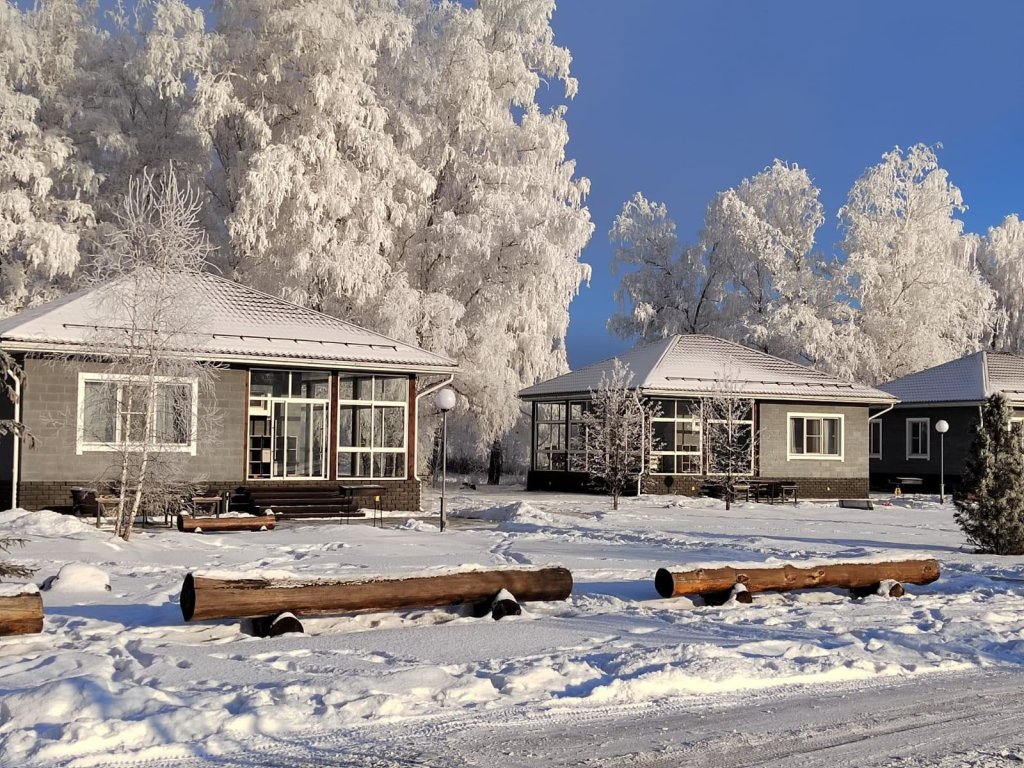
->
[450,501,556,525]
[0,508,105,539]
[40,563,111,593]
[0,582,38,596]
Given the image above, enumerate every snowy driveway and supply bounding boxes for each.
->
[1,490,1023,766]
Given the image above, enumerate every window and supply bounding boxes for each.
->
[337,375,408,479]
[869,419,882,459]
[650,399,703,475]
[78,373,197,454]
[906,418,930,460]
[788,413,844,460]
[568,401,592,471]
[534,402,567,471]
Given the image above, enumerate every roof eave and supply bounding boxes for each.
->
[519,386,897,405]
[0,340,459,374]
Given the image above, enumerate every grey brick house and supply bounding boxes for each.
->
[519,335,896,499]
[0,273,457,512]
[871,351,1024,492]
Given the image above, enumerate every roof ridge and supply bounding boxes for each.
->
[195,272,455,364]
[679,334,840,382]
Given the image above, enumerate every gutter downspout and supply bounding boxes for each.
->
[9,367,22,510]
[413,374,455,482]
[868,404,896,420]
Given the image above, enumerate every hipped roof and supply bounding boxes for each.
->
[880,351,1024,406]
[0,271,457,373]
[520,334,896,404]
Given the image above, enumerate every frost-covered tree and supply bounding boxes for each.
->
[834,144,994,383]
[72,0,213,222]
[610,162,835,364]
[609,192,720,341]
[84,168,217,540]
[954,394,1024,556]
[979,215,1024,354]
[580,360,654,510]
[0,1,95,314]
[196,0,591,453]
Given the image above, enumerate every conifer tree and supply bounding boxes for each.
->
[954,393,1024,555]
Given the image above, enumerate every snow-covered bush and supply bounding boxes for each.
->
[954,393,1024,555]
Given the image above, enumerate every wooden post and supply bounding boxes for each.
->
[655,559,939,598]
[0,588,44,636]
[180,567,573,622]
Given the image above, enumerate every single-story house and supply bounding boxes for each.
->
[871,351,1024,492]
[0,272,457,512]
[519,334,897,499]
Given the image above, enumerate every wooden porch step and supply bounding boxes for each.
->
[270,506,366,518]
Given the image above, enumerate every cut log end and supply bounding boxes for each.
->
[654,568,676,598]
[0,592,44,636]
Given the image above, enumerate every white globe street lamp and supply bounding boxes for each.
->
[435,387,456,532]
[935,419,949,503]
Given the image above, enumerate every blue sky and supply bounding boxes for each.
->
[551,1,1024,368]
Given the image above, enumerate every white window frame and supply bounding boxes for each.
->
[77,372,198,455]
[533,401,568,471]
[906,418,930,460]
[869,419,883,459]
[337,374,408,481]
[787,412,845,461]
[650,400,704,476]
[1011,416,1024,447]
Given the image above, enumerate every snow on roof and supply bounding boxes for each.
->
[880,351,1024,405]
[0,272,457,372]
[519,335,896,404]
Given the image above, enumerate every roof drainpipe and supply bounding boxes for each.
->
[9,367,22,510]
[869,404,896,420]
[413,374,455,482]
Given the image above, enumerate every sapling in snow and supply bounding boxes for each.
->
[580,360,658,510]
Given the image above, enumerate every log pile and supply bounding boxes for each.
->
[0,587,44,636]
[177,514,275,533]
[655,559,940,605]
[180,566,572,624]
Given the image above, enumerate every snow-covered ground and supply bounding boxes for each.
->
[1,489,1023,767]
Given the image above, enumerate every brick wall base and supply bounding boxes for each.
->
[643,475,868,499]
[19,478,423,513]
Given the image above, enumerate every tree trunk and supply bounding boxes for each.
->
[177,515,275,533]
[487,439,502,485]
[0,590,44,636]
[654,559,940,598]
[180,566,574,622]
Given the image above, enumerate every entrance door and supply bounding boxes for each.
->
[271,400,327,479]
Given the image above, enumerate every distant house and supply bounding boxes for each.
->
[872,351,1024,492]
[519,335,896,499]
[0,273,457,512]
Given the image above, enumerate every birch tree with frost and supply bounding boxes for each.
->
[834,144,994,383]
[83,168,217,540]
[0,1,95,314]
[580,360,653,511]
[979,215,1024,354]
[195,0,592,454]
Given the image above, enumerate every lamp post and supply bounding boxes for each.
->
[435,387,456,532]
[935,419,949,503]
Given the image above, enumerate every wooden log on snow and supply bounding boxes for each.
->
[654,559,939,599]
[180,567,573,622]
[176,514,275,533]
[0,587,44,636]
